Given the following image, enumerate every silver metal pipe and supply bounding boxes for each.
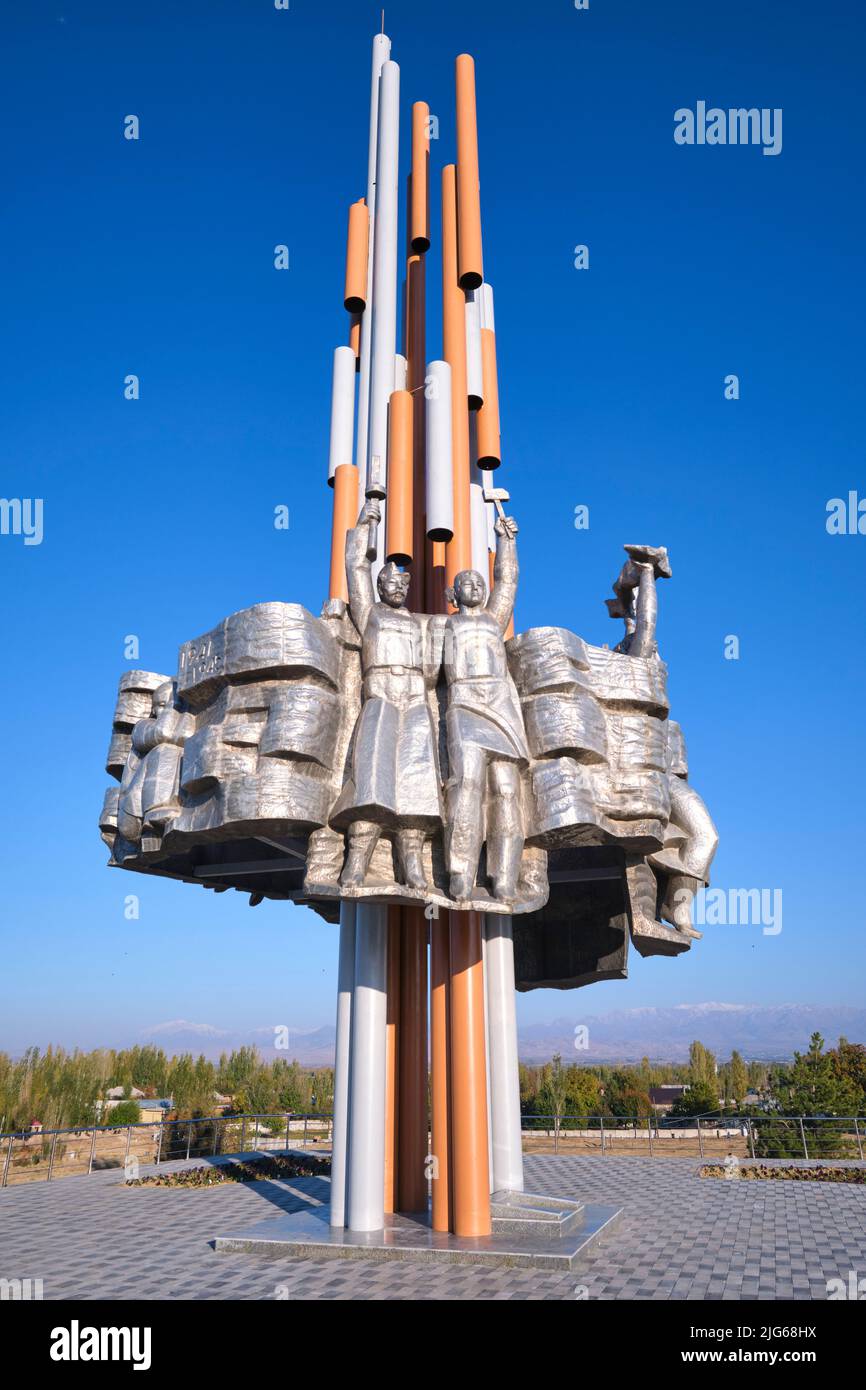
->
[329,901,356,1227]
[481,919,494,1193]
[479,281,496,333]
[354,32,392,508]
[465,287,484,410]
[483,914,524,1193]
[425,359,454,540]
[365,58,401,533]
[328,346,357,484]
[346,902,388,1232]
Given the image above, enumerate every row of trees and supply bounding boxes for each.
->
[3,1033,864,1136]
[518,1035,866,1125]
[0,1045,335,1135]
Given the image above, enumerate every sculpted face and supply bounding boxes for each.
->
[377,562,410,608]
[454,569,486,609]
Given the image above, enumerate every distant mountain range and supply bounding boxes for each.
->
[139,1004,866,1066]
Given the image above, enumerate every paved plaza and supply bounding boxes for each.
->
[2,1155,865,1301]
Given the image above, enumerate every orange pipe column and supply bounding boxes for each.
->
[449,910,491,1235]
[455,55,484,291]
[384,906,402,1214]
[385,390,413,565]
[430,915,453,1231]
[410,102,430,253]
[442,164,472,587]
[329,463,360,602]
[476,327,501,468]
[397,907,428,1212]
[344,198,369,313]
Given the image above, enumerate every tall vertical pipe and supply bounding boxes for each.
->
[441,165,472,582]
[354,32,392,505]
[384,908,402,1214]
[481,919,494,1193]
[328,346,357,485]
[329,463,360,602]
[476,283,501,468]
[455,54,484,291]
[397,908,429,1212]
[330,901,356,1227]
[449,911,491,1235]
[483,915,524,1194]
[366,59,401,513]
[425,360,454,541]
[465,288,484,410]
[344,198,370,313]
[410,102,430,253]
[406,250,427,603]
[385,389,413,564]
[430,914,453,1231]
[346,902,388,1232]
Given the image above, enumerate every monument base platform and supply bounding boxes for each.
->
[213,1193,621,1271]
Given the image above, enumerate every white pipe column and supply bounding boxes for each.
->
[355,32,391,509]
[481,919,494,1194]
[346,903,388,1231]
[365,58,400,568]
[483,914,524,1194]
[329,901,356,1227]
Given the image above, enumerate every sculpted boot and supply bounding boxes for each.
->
[340,821,380,887]
[396,830,427,892]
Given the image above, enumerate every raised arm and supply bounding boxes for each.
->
[486,515,519,634]
[345,501,379,635]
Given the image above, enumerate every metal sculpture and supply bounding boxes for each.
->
[98,30,718,1248]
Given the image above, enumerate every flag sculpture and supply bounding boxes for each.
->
[99,30,717,1246]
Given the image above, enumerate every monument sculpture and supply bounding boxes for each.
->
[98,31,718,1261]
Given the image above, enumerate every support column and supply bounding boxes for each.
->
[384,908,402,1213]
[346,903,388,1232]
[430,913,452,1231]
[329,902,356,1227]
[397,906,428,1212]
[483,914,524,1194]
[449,910,491,1235]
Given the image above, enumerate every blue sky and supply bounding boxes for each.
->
[2,1,864,1055]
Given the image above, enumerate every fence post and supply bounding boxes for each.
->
[600,1116,605,1154]
[799,1117,808,1160]
[124,1125,132,1164]
[240,1117,246,1154]
[88,1126,97,1174]
[748,1118,756,1160]
[285,1114,290,1153]
[156,1119,164,1166]
[855,1118,863,1161]
[47,1132,58,1182]
[186,1121,193,1161]
[697,1116,704,1158]
[647,1116,653,1157]
[2,1134,13,1187]
[303,1115,309,1149]
[212,1117,220,1156]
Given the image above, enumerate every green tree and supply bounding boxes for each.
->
[105,1099,141,1127]
[729,1051,749,1106]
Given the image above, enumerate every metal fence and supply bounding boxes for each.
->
[0,1112,333,1188]
[2,1111,863,1188]
[520,1113,866,1160]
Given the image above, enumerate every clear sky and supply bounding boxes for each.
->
[2,0,864,1055]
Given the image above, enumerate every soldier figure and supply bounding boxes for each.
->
[330,500,442,891]
[440,514,528,904]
